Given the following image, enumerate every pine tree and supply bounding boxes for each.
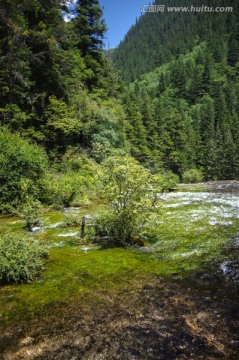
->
[24,0,70,111]
[0,0,32,113]
[72,0,107,89]
[73,0,106,58]
[140,92,157,148]
[125,92,150,163]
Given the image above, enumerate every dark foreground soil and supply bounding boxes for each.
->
[0,270,239,360]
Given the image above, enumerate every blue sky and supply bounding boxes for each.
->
[65,0,145,49]
[99,0,145,49]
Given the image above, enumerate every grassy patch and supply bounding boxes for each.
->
[1,187,239,327]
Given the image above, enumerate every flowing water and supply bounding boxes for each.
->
[0,182,239,359]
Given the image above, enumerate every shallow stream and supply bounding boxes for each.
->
[0,182,239,359]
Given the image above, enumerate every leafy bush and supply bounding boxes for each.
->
[19,198,43,230]
[182,169,203,183]
[94,155,161,244]
[41,172,78,208]
[81,107,126,162]
[153,171,179,192]
[0,233,49,284]
[41,152,99,207]
[0,127,48,213]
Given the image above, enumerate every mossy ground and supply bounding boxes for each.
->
[0,183,239,359]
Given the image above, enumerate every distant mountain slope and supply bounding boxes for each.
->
[112,0,238,83]
[112,0,239,180]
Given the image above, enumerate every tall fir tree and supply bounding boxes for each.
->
[73,0,106,58]
[73,0,106,88]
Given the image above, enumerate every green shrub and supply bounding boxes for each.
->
[182,169,203,184]
[0,233,49,284]
[153,171,179,192]
[94,211,121,240]
[41,152,99,207]
[94,155,161,244]
[18,198,43,230]
[41,172,77,207]
[0,127,48,213]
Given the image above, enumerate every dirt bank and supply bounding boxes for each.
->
[1,270,239,360]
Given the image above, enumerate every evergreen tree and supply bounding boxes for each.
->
[73,0,106,58]
[73,0,106,88]
[0,0,32,114]
[125,92,150,163]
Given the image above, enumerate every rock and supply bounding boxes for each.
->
[220,260,239,282]
[131,236,145,247]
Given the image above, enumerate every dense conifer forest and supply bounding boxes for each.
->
[0,0,129,212]
[1,0,239,214]
[112,0,239,179]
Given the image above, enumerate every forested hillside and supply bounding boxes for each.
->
[112,0,239,179]
[113,0,238,83]
[1,0,239,215]
[0,0,126,154]
[0,0,130,212]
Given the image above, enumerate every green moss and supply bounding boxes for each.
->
[0,189,239,327]
[0,246,180,325]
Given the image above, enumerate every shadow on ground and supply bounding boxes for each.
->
[1,268,239,360]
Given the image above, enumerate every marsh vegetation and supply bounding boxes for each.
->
[0,181,239,359]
